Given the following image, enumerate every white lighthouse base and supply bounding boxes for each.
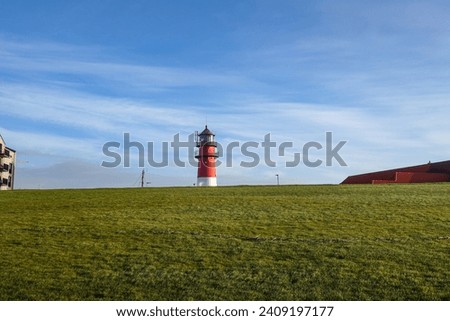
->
[197,177,217,187]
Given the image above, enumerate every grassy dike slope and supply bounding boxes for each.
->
[0,184,449,300]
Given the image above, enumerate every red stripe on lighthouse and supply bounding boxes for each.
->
[195,126,218,187]
[197,145,217,178]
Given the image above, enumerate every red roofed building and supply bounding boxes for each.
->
[341,160,450,184]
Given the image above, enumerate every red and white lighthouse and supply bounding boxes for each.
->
[195,125,218,186]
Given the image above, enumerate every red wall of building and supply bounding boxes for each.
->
[342,160,450,185]
[395,172,449,183]
[373,172,449,184]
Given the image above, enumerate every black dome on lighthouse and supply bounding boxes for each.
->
[199,125,214,136]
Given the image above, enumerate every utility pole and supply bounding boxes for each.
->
[141,169,145,188]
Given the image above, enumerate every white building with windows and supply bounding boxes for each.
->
[0,135,16,191]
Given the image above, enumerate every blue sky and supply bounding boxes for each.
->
[1,0,449,188]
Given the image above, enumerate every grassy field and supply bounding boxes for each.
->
[0,184,449,300]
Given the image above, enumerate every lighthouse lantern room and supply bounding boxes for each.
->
[195,126,218,187]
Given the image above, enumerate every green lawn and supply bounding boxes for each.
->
[0,184,449,300]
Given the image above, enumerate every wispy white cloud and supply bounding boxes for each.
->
[0,83,210,140]
[0,127,100,162]
[0,36,255,93]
